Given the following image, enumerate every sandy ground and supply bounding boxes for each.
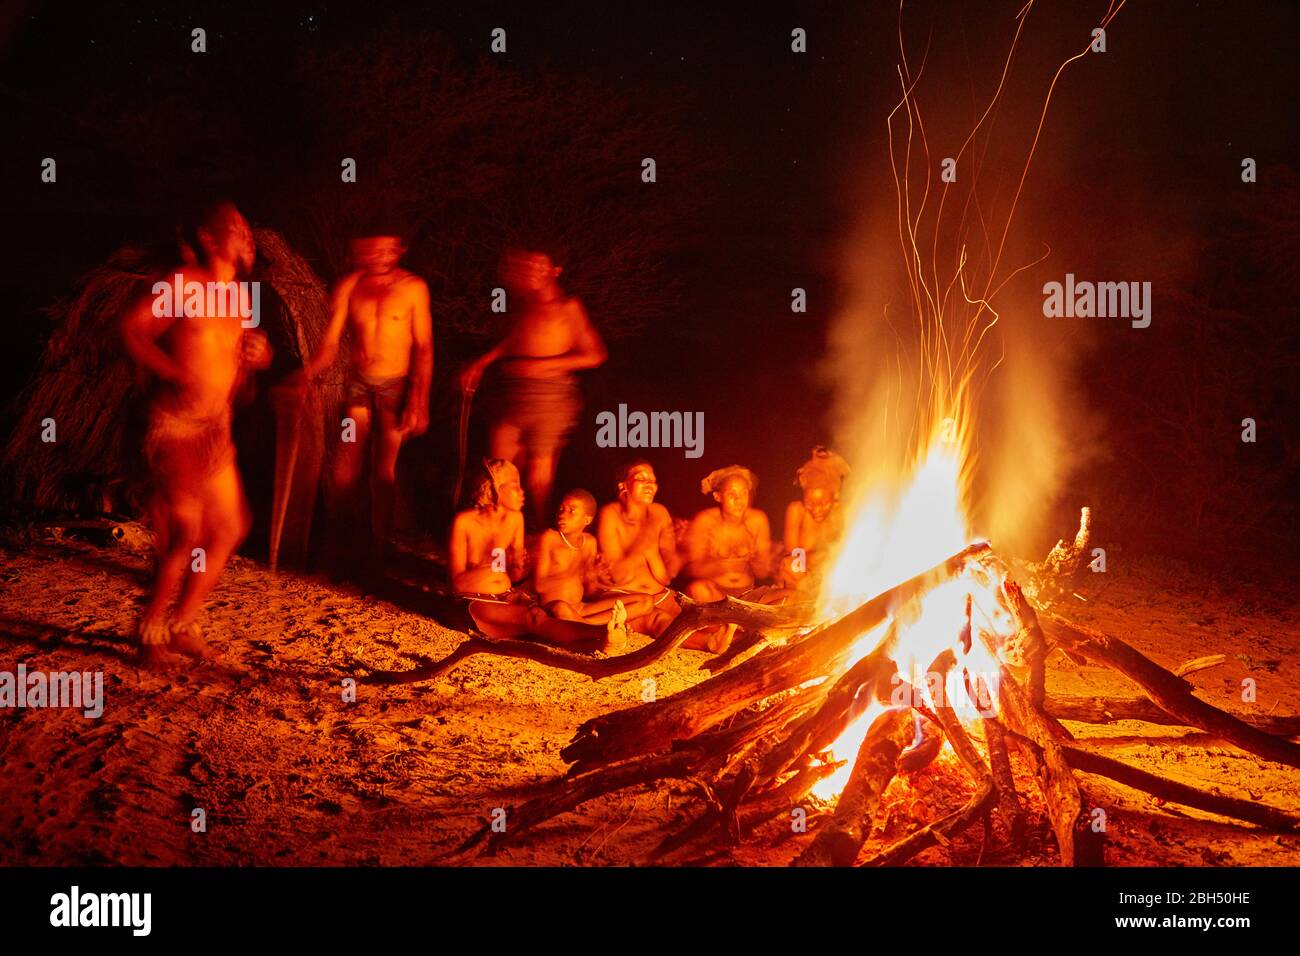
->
[1,531,1297,867]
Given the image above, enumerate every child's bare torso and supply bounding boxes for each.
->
[346,269,419,381]
[537,530,592,605]
[462,510,519,568]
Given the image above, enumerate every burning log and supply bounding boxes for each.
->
[1044,693,1300,737]
[981,714,1026,843]
[856,649,1000,866]
[1000,579,1047,708]
[1042,506,1092,581]
[982,663,1106,866]
[1039,615,1300,769]
[793,708,915,866]
[899,713,945,773]
[862,784,996,866]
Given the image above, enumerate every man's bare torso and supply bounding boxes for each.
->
[344,268,421,381]
[155,267,246,420]
[500,297,582,377]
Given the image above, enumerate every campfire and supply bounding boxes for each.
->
[359,3,1300,863]
[364,434,1300,865]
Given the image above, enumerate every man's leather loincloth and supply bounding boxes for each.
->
[144,407,235,494]
[491,375,581,453]
[344,370,407,418]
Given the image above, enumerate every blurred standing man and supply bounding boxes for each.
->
[295,229,433,572]
[459,249,606,526]
[121,201,271,664]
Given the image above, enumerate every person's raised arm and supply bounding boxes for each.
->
[401,278,434,436]
[120,287,186,385]
[301,273,358,383]
[459,333,510,394]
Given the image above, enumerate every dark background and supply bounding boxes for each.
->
[1,0,1296,568]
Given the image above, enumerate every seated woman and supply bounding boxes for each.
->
[684,465,790,652]
[449,459,626,649]
[595,460,682,637]
[534,488,652,632]
[777,446,850,594]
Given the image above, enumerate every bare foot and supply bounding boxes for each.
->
[603,600,628,652]
[169,619,214,659]
[709,623,738,655]
[137,614,172,668]
[683,623,735,654]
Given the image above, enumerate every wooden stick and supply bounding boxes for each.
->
[1040,614,1300,769]
[1044,694,1300,736]
[1173,654,1228,678]
[983,714,1026,842]
[1001,579,1047,708]
[792,708,914,867]
[362,593,813,686]
[1062,745,1300,832]
[861,784,997,866]
[460,693,806,854]
[986,662,1106,866]
[846,649,1002,867]
[649,762,837,862]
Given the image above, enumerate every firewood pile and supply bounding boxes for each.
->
[366,526,1300,866]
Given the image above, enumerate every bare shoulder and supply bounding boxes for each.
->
[333,270,364,297]
[746,508,771,532]
[650,502,673,525]
[395,270,428,297]
[563,295,590,322]
[451,509,477,535]
[689,507,719,529]
[539,528,561,549]
[597,502,621,524]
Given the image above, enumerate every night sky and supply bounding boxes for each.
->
[2,1,1296,562]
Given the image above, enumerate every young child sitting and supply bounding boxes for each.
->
[777,446,850,593]
[449,461,625,649]
[534,489,650,636]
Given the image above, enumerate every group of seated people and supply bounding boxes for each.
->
[447,447,851,654]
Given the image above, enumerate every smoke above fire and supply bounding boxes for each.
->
[820,3,1121,560]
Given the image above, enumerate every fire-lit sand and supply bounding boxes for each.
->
[1,530,1297,866]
